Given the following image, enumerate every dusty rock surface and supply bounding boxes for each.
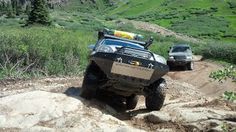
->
[0,91,142,132]
[0,61,236,132]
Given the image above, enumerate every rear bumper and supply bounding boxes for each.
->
[91,52,169,86]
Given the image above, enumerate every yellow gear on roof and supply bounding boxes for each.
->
[114,30,136,40]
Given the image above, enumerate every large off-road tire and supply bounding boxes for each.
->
[126,95,138,110]
[145,78,167,111]
[80,70,99,99]
[187,62,194,70]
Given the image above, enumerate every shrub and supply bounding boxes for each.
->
[227,1,236,9]
[209,66,236,102]
[209,66,236,82]
[200,43,236,64]
[222,91,236,101]
[0,27,96,79]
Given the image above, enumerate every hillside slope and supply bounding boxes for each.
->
[1,0,235,42]
[107,0,236,41]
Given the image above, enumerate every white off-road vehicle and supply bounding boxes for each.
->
[167,44,194,70]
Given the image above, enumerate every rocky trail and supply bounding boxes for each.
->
[0,60,236,132]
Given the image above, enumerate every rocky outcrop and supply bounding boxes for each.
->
[0,91,142,131]
[0,74,235,131]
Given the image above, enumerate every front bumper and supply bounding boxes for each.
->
[91,52,169,86]
[167,59,192,66]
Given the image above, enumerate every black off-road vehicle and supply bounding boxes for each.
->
[80,29,169,110]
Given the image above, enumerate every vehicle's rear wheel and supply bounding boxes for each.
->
[126,95,138,110]
[187,62,194,70]
[145,78,167,111]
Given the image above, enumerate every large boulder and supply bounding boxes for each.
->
[0,91,141,131]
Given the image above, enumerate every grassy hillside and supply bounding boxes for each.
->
[3,0,235,42]
[108,0,236,42]
[0,0,236,79]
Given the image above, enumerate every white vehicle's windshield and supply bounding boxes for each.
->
[172,46,191,53]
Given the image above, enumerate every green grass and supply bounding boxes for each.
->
[107,0,236,41]
[0,25,96,79]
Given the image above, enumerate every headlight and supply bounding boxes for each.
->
[169,56,174,59]
[154,54,167,65]
[97,45,114,53]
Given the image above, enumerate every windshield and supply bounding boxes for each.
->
[171,46,190,53]
[101,39,144,49]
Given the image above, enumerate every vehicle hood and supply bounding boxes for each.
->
[104,45,167,65]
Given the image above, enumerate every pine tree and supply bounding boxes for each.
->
[0,2,4,15]
[11,0,23,16]
[6,2,15,18]
[27,0,51,25]
[25,4,31,15]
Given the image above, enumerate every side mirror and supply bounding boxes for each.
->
[167,50,170,53]
[88,44,95,51]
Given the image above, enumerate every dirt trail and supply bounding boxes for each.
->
[168,60,236,97]
[122,20,202,43]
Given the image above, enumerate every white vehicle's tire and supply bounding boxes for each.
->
[189,62,194,70]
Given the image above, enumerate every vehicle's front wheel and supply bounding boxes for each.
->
[80,70,99,99]
[187,62,194,70]
[145,78,167,111]
[126,95,138,110]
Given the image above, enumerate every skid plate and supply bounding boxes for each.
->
[111,62,154,80]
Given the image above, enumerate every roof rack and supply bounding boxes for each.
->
[103,34,146,45]
[98,29,154,49]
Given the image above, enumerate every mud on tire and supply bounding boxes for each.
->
[145,78,167,111]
